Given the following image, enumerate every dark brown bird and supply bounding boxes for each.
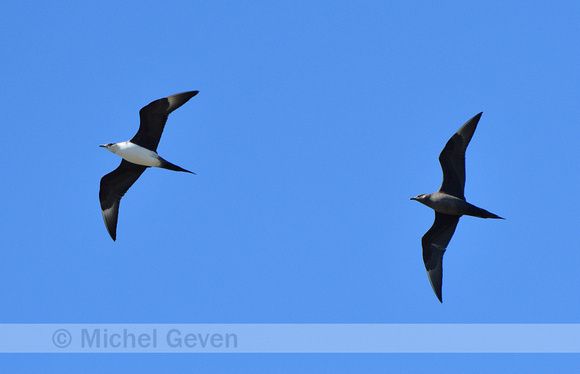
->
[411,112,504,302]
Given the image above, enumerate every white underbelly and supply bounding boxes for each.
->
[115,142,162,167]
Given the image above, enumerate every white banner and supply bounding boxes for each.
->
[0,324,578,353]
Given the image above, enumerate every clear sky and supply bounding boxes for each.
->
[1,0,579,371]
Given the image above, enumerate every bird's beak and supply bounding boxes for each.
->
[410,197,417,201]
[99,144,107,148]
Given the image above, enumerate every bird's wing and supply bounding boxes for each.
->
[422,212,460,302]
[99,160,148,241]
[438,112,482,199]
[131,91,199,152]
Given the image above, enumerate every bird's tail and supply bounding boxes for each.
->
[159,158,195,174]
[465,203,504,219]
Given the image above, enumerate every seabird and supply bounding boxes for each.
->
[411,112,504,302]
[99,91,198,241]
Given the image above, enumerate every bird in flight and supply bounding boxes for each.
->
[99,91,198,241]
[411,112,503,302]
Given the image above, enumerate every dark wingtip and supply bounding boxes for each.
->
[107,226,116,241]
[470,112,483,122]
[435,290,442,303]
[163,91,200,115]
[101,211,117,241]
[183,90,199,99]
[428,274,444,303]
[106,228,116,241]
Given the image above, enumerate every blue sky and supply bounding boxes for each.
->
[1,0,579,371]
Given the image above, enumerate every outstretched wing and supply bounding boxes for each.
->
[438,112,482,199]
[422,212,460,302]
[99,160,148,241]
[131,91,199,152]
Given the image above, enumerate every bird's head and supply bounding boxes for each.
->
[99,142,120,155]
[410,194,428,202]
[99,143,119,153]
